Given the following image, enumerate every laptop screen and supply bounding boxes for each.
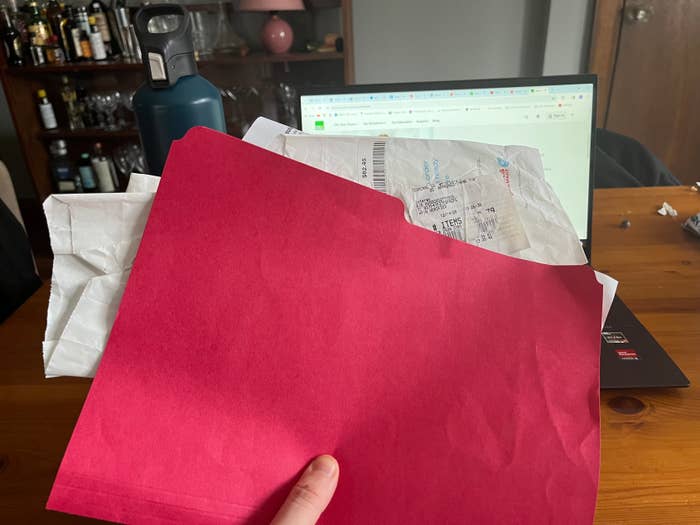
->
[299,76,596,243]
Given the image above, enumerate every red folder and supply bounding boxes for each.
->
[48,127,602,524]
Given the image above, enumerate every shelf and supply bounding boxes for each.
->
[7,52,344,74]
[10,60,142,73]
[38,128,140,140]
[200,51,344,65]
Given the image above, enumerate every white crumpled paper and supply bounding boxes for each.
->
[244,117,588,266]
[42,173,160,378]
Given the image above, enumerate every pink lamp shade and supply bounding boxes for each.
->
[239,0,305,55]
[238,0,304,11]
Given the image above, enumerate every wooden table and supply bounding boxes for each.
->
[591,187,700,524]
[1,187,699,524]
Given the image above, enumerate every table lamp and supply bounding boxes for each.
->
[239,0,305,54]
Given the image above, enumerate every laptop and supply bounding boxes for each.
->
[298,75,689,389]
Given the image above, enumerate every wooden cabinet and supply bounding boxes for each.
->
[588,0,699,186]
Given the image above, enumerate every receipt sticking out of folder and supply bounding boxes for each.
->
[284,135,530,255]
[48,127,602,524]
[244,117,587,265]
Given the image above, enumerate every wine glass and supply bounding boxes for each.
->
[100,92,121,130]
[86,94,105,129]
[277,82,298,128]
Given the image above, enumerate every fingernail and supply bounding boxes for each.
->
[308,455,337,478]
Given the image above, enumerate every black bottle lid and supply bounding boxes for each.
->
[133,4,197,89]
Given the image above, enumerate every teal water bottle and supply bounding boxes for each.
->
[132,4,226,175]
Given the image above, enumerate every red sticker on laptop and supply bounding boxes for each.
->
[615,349,640,360]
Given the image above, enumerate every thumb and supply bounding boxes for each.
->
[270,455,339,525]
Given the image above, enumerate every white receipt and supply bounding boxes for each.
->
[241,116,303,154]
[244,118,587,265]
[284,135,530,256]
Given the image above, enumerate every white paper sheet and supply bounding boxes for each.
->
[126,172,161,193]
[42,173,160,378]
[594,270,618,331]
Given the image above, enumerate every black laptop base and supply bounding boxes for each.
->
[600,296,690,389]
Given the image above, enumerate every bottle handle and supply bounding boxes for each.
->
[133,4,197,88]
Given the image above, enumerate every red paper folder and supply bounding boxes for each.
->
[48,127,602,524]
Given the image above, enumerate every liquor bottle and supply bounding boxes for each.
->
[37,89,58,130]
[58,6,75,61]
[65,7,84,61]
[27,2,49,47]
[60,75,84,130]
[88,0,114,56]
[45,34,65,64]
[87,16,106,60]
[113,0,134,59]
[78,152,98,191]
[6,0,28,56]
[91,142,119,192]
[0,5,24,66]
[79,28,92,59]
[49,139,80,192]
[76,6,90,34]
[105,0,122,56]
[45,0,64,51]
[29,43,45,65]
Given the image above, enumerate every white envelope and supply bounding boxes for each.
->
[42,173,159,378]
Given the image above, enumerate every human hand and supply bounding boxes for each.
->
[270,455,339,525]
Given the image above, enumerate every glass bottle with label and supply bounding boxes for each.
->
[79,28,92,59]
[88,15,106,60]
[88,0,114,56]
[27,2,49,47]
[57,7,74,61]
[45,34,66,64]
[60,75,85,130]
[0,5,24,66]
[78,152,98,192]
[65,7,84,61]
[37,89,58,130]
[6,0,28,56]
[76,6,91,35]
[49,140,81,192]
[45,0,65,52]
[91,142,119,191]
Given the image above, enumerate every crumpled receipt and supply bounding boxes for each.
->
[42,173,160,378]
[285,136,531,256]
[244,117,587,265]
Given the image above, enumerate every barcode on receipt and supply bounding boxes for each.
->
[440,227,465,242]
[372,141,387,192]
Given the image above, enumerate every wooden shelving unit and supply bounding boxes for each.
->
[0,0,354,253]
[38,128,140,140]
[6,51,345,75]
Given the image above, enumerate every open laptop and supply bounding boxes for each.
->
[299,75,689,389]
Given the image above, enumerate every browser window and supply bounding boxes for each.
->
[300,83,594,239]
